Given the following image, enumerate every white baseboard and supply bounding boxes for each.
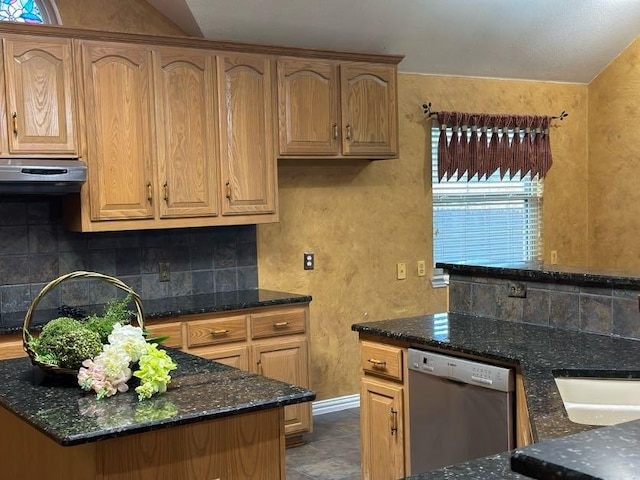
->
[312,394,360,416]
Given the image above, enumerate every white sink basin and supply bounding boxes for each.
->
[554,376,640,426]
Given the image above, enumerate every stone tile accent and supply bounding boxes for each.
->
[449,274,640,340]
[0,198,258,325]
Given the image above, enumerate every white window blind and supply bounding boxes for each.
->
[432,127,543,264]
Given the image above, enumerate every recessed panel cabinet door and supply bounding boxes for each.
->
[253,338,310,436]
[154,48,219,218]
[3,35,76,154]
[80,41,155,221]
[217,54,276,216]
[341,63,398,157]
[360,377,405,480]
[277,59,339,155]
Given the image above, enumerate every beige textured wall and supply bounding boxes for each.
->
[258,73,589,400]
[588,37,640,272]
[55,0,184,35]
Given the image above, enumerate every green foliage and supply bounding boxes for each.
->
[85,294,135,343]
[46,328,103,369]
[38,317,82,344]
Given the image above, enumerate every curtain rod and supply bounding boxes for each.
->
[421,102,569,121]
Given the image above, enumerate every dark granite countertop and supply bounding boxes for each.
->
[0,348,315,446]
[352,313,640,479]
[437,261,640,290]
[0,288,312,334]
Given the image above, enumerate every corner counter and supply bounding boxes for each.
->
[352,313,640,479]
[0,349,315,479]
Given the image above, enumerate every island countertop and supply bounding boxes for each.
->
[0,348,315,446]
[352,313,640,479]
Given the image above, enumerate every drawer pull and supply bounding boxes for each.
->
[367,358,387,368]
[209,329,230,336]
[273,321,289,328]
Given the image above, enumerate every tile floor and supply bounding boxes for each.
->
[286,407,361,480]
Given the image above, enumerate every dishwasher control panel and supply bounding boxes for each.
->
[407,349,514,392]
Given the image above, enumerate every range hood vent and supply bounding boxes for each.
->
[0,158,87,194]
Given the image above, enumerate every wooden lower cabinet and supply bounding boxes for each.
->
[149,303,313,445]
[360,376,405,480]
[0,336,24,360]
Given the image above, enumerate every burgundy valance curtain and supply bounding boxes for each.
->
[435,111,553,182]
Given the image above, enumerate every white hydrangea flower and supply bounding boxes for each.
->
[107,323,148,363]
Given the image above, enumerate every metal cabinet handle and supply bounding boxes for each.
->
[345,124,352,142]
[273,321,289,329]
[390,408,398,436]
[163,182,169,202]
[226,181,232,200]
[12,112,17,135]
[367,358,387,368]
[332,123,338,140]
[147,182,153,204]
[209,329,229,336]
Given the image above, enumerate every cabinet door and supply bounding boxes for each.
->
[340,63,398,157]
[80,41,155,221]
[277,59,339,156]
[3,35,76,154]
[361,376,404,480]
[154,48,219,219]
[217,53,276,216]
[253,338,310,436]
[192,344,250,371]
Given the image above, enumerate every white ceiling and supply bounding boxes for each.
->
[147,0,640,83]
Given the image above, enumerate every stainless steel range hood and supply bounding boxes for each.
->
[0,158,87,194]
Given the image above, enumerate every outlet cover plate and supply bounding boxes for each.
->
[507,281,526,298]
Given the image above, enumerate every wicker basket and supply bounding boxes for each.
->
[22,271,145,376]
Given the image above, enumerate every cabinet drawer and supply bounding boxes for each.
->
[145,322,183,348]
[360,341,403,381]
[251,308,306,339]
[186,315,247,348]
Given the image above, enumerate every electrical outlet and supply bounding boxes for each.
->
[397,262,407,280]
[159,262,170,282]
[417,260,426,277]
[303,252,314,270]
[507,282,527,298]
[550,250,558,265]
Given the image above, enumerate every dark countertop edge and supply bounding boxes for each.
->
[143,295,313,321]
[7,390,316,447]
[509,451,578,479]
[0,289,313,335]
[351,323,522,367]
[437,262,640,290]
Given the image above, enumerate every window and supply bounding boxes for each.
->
[432,127,543,266]
[0,0,60,25]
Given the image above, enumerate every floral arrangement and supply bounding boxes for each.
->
[26,293,177,402]
[78,323,177,401]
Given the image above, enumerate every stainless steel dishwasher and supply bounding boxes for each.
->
[407,348,515,474]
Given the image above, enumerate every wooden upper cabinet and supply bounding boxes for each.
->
[340,62,398,158]
[80,41,155,221]
[277,59,339,156]
[2,35,76,154]
[217,53,276,216]
[153,48,219,219]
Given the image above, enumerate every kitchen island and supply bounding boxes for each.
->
[0,348,315,480]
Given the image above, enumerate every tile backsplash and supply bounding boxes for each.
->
[0,197,258,316]
[449,274,640,340]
